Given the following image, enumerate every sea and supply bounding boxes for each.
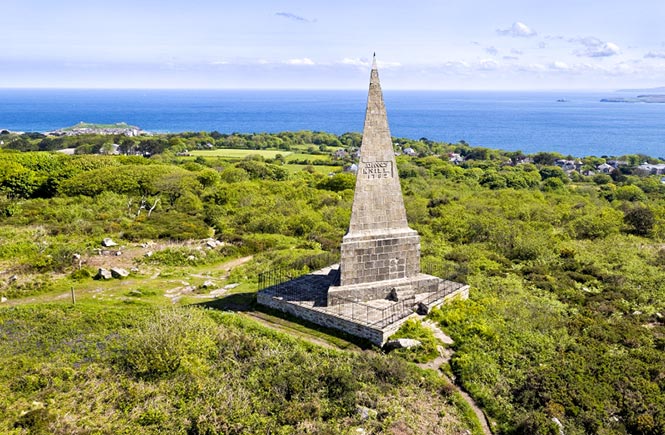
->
[1,89,664,158]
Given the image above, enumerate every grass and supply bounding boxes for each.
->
[284,152,332,162]
[283,163,342,174]
[189,149,292,159]
[451,392,487,435]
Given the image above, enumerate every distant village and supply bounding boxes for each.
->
[2,123,665,182]
[337,144,665,181]
[51,122,145,137]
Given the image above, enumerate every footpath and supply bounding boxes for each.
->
[418,319,493,435]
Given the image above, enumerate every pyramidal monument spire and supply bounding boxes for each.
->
[346,53,411,235]
[328,54,426,302]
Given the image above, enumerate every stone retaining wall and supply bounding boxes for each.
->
[257,284,469,346]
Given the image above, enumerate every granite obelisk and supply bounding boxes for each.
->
[328,55,431,304]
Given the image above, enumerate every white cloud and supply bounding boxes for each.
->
[285,58,315,65]
[341,57,369,68]
[378,60,401,69]
[511,49,523,55]
[485,46,498,55]
[519,63,546,72]
[551,61,570,71]
[503,56,519,61]
[645,51,665,59]
[478,59,500,70]
[571,37,620,57]
[497,22,537,37]
[340,58,400,69]
[442,60,470,69]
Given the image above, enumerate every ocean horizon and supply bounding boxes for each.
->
[1,88,664,158]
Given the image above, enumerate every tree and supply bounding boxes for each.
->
[592,174,612,185]
[318,173,356,192]
[615,185,646,202]
[539,166,567,182]
[623,206,654,236]
[532,152,562,166]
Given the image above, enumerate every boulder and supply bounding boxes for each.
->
[552,417,565,435]
[101,238,117,247]
[204,238,224,249]
[416,302,429,315]
[356,406,377,421]
[8,274,18,283]
[110,268,130,279]
[384,338,422,350]
[1,296,7,303]
[95,268,113,280]
[201,280,216,289]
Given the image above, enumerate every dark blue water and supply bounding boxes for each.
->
[1,89,664,157]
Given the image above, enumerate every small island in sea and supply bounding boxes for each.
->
[52,121,143,136]
[600,94,665,103]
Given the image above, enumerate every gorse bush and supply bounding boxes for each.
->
[139,246,224,266]
[0,305,472,434]
[117,308,217,378]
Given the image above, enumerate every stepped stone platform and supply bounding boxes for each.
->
[257,265,469,345]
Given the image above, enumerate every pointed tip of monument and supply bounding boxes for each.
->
[372,53,377,70]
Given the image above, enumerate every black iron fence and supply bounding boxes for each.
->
[257,251,340,290]
[327,278,466,329]
[258,256,467,329]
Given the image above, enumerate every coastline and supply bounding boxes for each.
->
[1,89,665,157]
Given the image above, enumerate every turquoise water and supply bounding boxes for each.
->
[1,89,664,157]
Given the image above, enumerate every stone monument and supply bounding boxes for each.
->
[327,55,445,306]
[256,55,468,345]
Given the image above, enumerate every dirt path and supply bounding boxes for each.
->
[4,255,255,307]
[417,319,493,435]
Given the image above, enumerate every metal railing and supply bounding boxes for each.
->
[257,251,340,290]
[327,278,466,328]
[258,256,467,328]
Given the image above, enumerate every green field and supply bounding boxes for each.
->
[284,164,342,174]
[190,149,292,159]
[284,152,332,162]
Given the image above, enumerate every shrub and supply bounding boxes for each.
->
[13,408,54,434]
[117,308,217,378]
[389,319,440,363]
[623,205,654,236]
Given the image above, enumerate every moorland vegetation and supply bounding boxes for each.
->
[0,130,663,434]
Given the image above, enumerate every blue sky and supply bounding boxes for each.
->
[3,0,665,89]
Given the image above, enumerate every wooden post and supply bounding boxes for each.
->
[71,286,76,305]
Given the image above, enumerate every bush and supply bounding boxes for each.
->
[13,407,54,434]
[623,206,654,236]
[117,308,217,378]
[389,319,440,363]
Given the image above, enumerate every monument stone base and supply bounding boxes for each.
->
[257,265,469,346]
[327,273,444,306]
[338,229,421,287]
